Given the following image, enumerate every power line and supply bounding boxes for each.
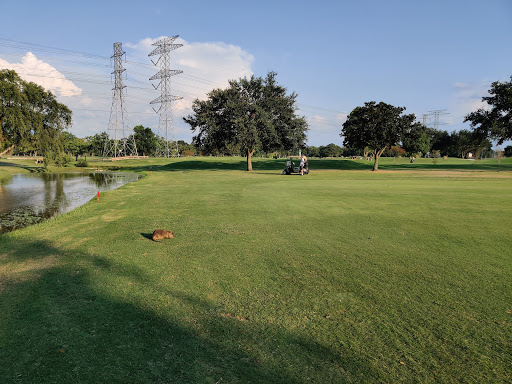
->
[0,38,109,60]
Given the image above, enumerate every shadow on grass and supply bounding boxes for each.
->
[378,162,512,171]
[0,160,41,174]
[105,157,512,174]
[0,240,376,383]
[140,232,154,241]
[120,158,372,173]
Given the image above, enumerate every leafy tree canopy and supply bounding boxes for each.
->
[184,71,308,171]
[428,129,453,157]
[0,69,72,162]
[303,146,320,157]
[85,132,109,156]
[341,101,416,171]
[131,125,157,156]
[401,122,430,156]
[451,129,492,159]
[319,143,343,157]
[464,75,512,144]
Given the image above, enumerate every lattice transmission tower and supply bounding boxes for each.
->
[103,42,138,158]
[426,109,449,130]
[149,35,183,157]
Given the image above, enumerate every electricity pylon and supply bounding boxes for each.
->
[426,109,449,130]
[149,35,183,157]
[104,42,138,158]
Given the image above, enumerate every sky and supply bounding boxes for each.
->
[1,0,511,148]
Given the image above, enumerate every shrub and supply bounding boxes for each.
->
[54,153,72,167]
[76,159,88,167]
[181,149,195,157]
[432,150,441,164]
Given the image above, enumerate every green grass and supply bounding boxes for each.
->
[1,157,511,383]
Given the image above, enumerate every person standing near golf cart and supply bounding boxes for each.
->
[300,154,307,175]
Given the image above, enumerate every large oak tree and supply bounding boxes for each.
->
[184,72,308,171]
[341,101,417,171]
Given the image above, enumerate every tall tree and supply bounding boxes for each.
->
[85,132,110,156]
[429,129,453,157]
[464,75,512,144]
[401,122,431,156]
[62,132,87,160]
[184,72,308,171]
[341,101,416,171]
[131,125,157,156]
[1,69,29,146]
[0,69,72,160]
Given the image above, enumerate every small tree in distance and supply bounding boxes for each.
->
[319,143,342,157]
[131,125,157,156]
[495,148,504,165]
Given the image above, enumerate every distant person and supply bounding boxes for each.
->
[300,154,308,175]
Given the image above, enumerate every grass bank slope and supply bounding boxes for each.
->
[1,161,511,383]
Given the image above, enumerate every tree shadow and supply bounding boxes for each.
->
[0,160,41,174]
[0,240,376,383]
[116,158,372,173]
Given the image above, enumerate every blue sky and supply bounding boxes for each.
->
[1,0,511,148]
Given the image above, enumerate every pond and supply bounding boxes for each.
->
[0,172,139,233]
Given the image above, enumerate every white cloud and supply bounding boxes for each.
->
[337,113,348,124]
[452,80,489,118]
[125,36,254,112]
[0,52,82,97]
[303,114,344,146]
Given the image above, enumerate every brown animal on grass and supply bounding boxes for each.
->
[152,229,175,242]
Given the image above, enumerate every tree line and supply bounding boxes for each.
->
[339,73,512,170]
[183,72,512,171]
[304,127,498,160]
[40,129,197,160]
[2,67,511,171]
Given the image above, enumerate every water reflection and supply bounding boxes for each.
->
[0,172,138,233]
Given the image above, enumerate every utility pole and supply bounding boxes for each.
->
[104,42,138,159]
[149,35,183,157]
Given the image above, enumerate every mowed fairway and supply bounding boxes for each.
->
[1,158,511,383]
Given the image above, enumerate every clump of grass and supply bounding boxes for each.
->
[75,159,88,167]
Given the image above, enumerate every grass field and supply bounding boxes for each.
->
[1,157,511,383]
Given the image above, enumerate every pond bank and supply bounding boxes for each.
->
[0,171,139,233]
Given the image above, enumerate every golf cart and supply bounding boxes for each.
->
[282,156,309,175]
